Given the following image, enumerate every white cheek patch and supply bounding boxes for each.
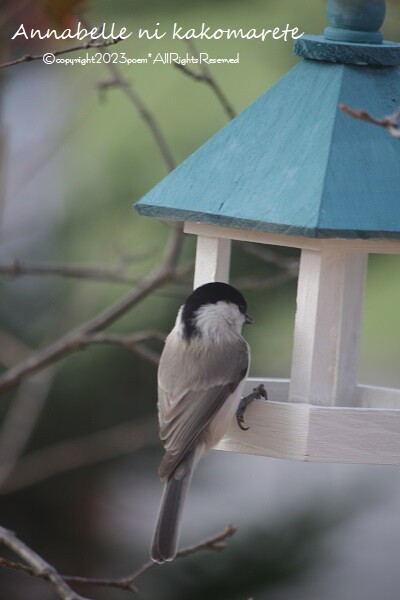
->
[194,301,244,338]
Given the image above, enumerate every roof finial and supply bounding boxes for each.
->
[294,0,400,65]
[324,0,385,44]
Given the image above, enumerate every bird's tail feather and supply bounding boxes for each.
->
[151,450,197,563]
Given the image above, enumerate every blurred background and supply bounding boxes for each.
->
[0,0,400,598]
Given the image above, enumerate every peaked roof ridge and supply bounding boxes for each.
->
[317,64,400,239]
[316,62,348,237]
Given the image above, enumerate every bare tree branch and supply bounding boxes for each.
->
[0,259,193,303]
[174,523,236,557]
[0,525,236,595]
[0,417,158,494]
[0,4,184,397]
[0,225,183,396]
[62,524,237,593]
[0,38,124,70]
[0,17,182,392]
[339,104,400,138]
[0,526,91,600]
[76,15,176,172]
[0,258,152,285]
[1,555,109,594]
[96,65,176,171]
[77,330,166,365]
[174,40,236,121]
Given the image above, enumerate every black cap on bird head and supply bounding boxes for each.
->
[181,281,252,339]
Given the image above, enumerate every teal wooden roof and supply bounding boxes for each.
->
[135,5,400,240]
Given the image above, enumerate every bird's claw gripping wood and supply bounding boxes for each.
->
[236,384,268,431]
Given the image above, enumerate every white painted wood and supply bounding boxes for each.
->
[215,378,400,465]
[239,379,400,410]
[193,236,231,288]
[184,222,400,255]
[356,384,400,409]
[307,407,400,464]
[218,399,310,461]
[289,249,366,407]
[334,253,367,406]
[217,378,309,461]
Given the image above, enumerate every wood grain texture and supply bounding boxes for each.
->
[217,379,310,461]
[216,378,400,465]
[295,36,400,64]
[136,59,400,240]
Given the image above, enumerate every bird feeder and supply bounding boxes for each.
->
[135,0,400,465]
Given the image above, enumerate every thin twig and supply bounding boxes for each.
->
[65,329,166,347]
[0,555,37,576]
[0,38,124,70]
[0,225,183,396]
[0,417,158,494]
[174,523,236,557]
[175,39,236,121]
[62,524,237,593]
[77,330,166,365]
[0,258,193,307]
[0,258,151,285]
[0,525,236,595]
[174,62,211,82]
[339,104,400,138]
[78,15,176,172]
[0,526,90,600]
[99,65,176,171]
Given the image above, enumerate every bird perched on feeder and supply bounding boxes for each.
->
[151,281,252,563]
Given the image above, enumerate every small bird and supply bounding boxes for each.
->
[151,281,252,563]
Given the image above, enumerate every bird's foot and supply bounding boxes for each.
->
[236,384,268,431]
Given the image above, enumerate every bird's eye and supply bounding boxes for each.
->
[238,304,247,314]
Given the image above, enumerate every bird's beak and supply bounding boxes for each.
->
[244,313,253,325]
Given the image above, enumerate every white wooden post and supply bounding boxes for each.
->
[193,236,231,288]
[289,248,368,407]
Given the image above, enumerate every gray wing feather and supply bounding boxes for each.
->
[157,334,249,481]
